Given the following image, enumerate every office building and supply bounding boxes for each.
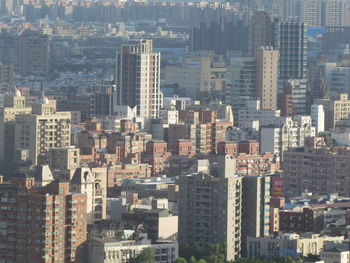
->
[273,20,308,114]
[0,89,31,164]
[178,156,242,261]
[116,39,162,119]
[19,29,49,76]
[283,136,350,197]
[255,47,278,110]
[0,174,87,263]
[14,94,71,165]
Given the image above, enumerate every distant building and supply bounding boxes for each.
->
[19,29,49,76]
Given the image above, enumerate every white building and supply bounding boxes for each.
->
[88,233,178,263]
[260,116,316,159]
[311,104,325,134]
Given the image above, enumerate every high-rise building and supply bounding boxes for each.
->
[322,0,346,26]
[178,155,242,261]
[0,89,31,164]
[273,20,308,80]
[255,47,279,110]
[250,11,274,57]
[0,173,87,263]
[242,176,271,256]
[14,94,71,165]
[19,29,49,76]
[273,20,308,114]
[0,31,18,68]
[116,40,162,119]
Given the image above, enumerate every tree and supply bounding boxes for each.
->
[176,257,188,263]
[132,248,155,263]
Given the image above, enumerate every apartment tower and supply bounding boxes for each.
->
[116,39,162,119]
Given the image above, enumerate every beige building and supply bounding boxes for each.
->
[0,88,31,164]
[255,47,278,110]
[14,94,71,165]
[315,93,350,130]
[116,39,162,119]
[71,167,107,225]
[178,156,242,261]
[247,233,344,258]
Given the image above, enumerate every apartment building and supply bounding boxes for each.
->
[178,156,242,261]
[283,136,350,197]
[260,115,316,159]
[0,173,87,263]
[116,39,162,119]
[71,167,107,225]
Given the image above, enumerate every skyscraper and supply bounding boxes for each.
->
[19,29,49,76]
[255,47,279,110]
[178,156,242,261]
[116,40,162,119]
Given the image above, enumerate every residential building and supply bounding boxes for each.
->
[255,47,278,110]
[242,176,271,256]
[0,88,31,164]
[283,136,350,197]
[247,233,344,258]
[178,156,242,261]
[88,232,178,263]
[47,147,80,179]
[0,173,87,263]
[116,39,162,119]
[260,115,316,159]
[14,94,71,165]
[71,167,107,225]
